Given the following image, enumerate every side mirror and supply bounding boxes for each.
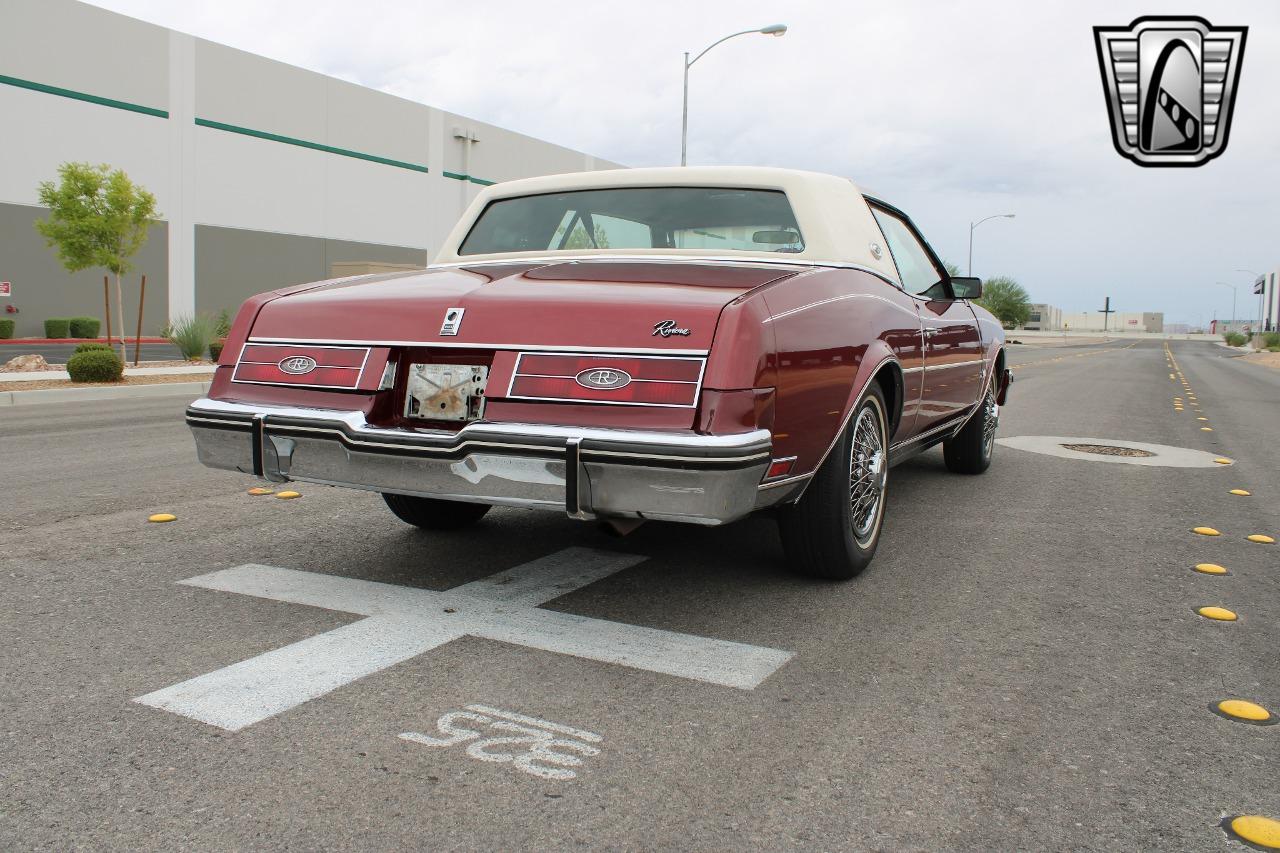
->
[950,276,982,300]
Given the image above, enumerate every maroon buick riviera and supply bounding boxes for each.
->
[187,166,1011,579]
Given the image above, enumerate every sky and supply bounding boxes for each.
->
[89,0,1279,327]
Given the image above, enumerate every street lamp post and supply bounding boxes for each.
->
[1215,281,1237,334]
[967,213,1015,276]
[681,24,787,166]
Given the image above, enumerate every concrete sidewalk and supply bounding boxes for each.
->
[1,364,216,382]
[0,379,211,406]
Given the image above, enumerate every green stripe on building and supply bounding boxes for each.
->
[443,171,496,186]
[195,118,429,173]
[0,73,168,118]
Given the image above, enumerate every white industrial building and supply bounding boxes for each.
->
[1060,311,1164,333]
[1023,303,1062,331]
[0,0,623,337]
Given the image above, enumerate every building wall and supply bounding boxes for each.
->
[1024,303,1062,331]
[0,201,168,338]
[1061,311,1163,332]
[193,225,428,318]
[0,0,623,337]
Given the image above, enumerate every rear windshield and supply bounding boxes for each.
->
[458,187,804,256]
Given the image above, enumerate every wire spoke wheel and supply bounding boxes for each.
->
[981,383,1000,458]
[848,403,887,547]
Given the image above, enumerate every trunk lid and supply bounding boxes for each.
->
[248,261,799,351]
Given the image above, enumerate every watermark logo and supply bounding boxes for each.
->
[1094,16,1247,167]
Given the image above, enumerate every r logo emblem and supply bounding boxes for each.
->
[278,356,317,375]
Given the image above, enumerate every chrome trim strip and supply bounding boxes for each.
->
[428,253,894,283]
[506,351,708,409]
[901,366,924,375]
[762,291,918,323]
[247,337,709,357]
[923,358,985,370]
[791,354,902,503]
[187,398,771,456]
[233,342,372,391]
[888,409,973,452]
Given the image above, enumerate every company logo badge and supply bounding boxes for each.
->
[440,307,466,336]
[652,320,691,338]
[1094,16,1247,167]
[575,368,632,390]
[278,356,318,375]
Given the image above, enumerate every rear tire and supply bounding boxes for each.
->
[382,493,491,529]
[943,373,999,475]
[778,385,889,580]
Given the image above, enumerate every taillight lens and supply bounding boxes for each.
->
[506,353,705,407]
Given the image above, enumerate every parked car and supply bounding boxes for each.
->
[187,167,1011,579]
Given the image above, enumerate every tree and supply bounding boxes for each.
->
[35,163,159,361]
[975,275,1032,328]
[942,260,962,278]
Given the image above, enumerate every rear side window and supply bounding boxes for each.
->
[459,187,805,256]
[869,207,943,295]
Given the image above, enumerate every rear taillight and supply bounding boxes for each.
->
[505,353,705,408]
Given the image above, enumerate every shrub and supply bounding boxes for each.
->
[214,308,232,339]
[1224,332,1248,347]
[0,319,13,339]
[1262,332,1280,349]
[166,313,218,360]
[68,316,101,338]
[73,342,112,355]
[44,317,71,338]
[66,349,123,382]
[209,341,225,362]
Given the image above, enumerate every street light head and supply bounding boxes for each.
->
[759,24,788,36]
[1003,214,1016,219]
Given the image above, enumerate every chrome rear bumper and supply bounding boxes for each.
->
[186,398,776,525]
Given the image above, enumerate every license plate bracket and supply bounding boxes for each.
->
[405,363,488,422]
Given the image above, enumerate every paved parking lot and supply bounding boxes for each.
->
[3,340,1277,851]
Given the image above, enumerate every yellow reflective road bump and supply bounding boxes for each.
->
[1193,563,1228,575]
[1197,416,1208,421]
[1192,526,1221,536]
[247,487,274,496]
[1229,489,1251,496]
[1196,606,1238,621]
[1223,815,1280,849]
[1200,427,1214,432]
[275,490,302,500]
[1246,534,1276,544]
[1214,458,1232,465]
[1211,699,1276,726]
[148,513,176,523]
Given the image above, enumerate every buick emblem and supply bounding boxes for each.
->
[575,368,632,390]
[278,355,318,375]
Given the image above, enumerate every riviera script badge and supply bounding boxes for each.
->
[653,320,691,338]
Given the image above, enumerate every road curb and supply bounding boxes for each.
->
[0,380,211,406]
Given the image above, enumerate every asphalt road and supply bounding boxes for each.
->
[3,340,1277,851]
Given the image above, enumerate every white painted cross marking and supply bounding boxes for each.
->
[134,547,794,731]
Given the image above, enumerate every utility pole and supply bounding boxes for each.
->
[1099,296,1115,334]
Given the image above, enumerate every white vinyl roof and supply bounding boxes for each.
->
[432,166,902,281]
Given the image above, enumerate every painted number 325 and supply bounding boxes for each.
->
[400,704,602,781]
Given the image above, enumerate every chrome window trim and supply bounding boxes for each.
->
[427,254,901,288]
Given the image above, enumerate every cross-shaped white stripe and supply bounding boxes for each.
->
[134,547,794,731]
